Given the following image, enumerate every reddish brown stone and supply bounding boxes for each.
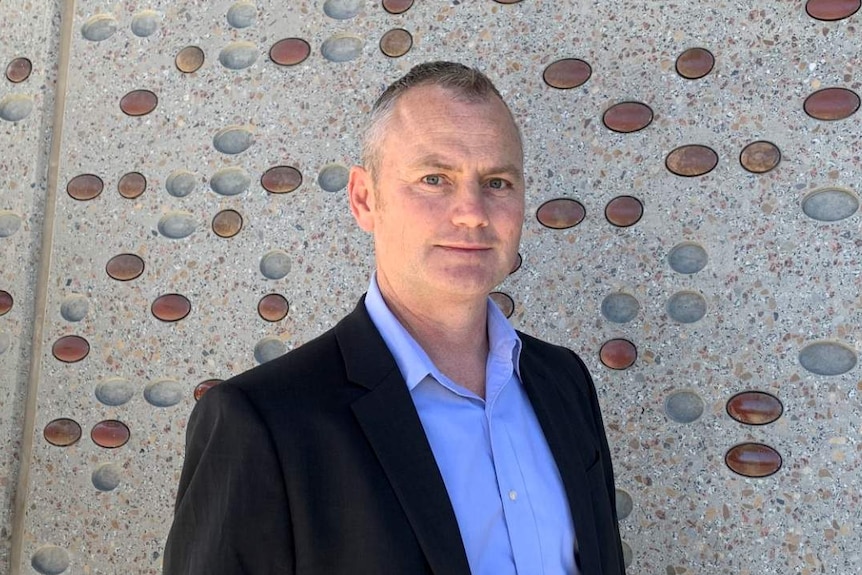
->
[675,48,715,79]
[602,102,653,133]
[120,90,158,116]
[380,29,412,58]
[117,171,147,199]
[67,174,104,201]
[666,145,718,177]
[261,166,302,194]
[212,209,243,238]
[382,0,413,13]
[600,339,637,370]
[739,141,781,174]
[0,290,11,316]
[806,0,861,21]
[175,46,205,73]
[543,59,591,89]
[605,196,643,227]
[44,418,82,447]
[270,38,311,66]
[5,57,32,83]
[52,335,90,363]
[91,420,131,449]
[106,253,145,281]
[194,379,223,401]
[151,294,191,322]
[727,391,783,425]
[536,198,585,229]
[725,443,782,478]
[804,87,860,121]
[258,294,289,322]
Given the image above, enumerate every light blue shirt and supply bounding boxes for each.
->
[365,277,578,575]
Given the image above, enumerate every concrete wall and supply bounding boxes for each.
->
[2,1,860,573]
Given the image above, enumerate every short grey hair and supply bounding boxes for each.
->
[360,61,520,178]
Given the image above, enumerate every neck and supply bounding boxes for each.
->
[377,275,490,397]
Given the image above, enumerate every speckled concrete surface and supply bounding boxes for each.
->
[5,1,862,573]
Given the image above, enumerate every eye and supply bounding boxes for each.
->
[488,178,506,189]
[486,178,512,195]
[422,175,442,185]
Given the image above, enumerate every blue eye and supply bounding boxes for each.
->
[422,175,441,185]
[488,178,505,189]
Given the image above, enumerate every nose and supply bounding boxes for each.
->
[451,183,489,228]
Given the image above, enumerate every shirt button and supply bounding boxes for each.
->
[508,490,518,501]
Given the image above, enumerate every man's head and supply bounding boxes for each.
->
[361,61,523,180]
[349,62,525,309]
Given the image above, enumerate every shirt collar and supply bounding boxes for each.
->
[364,274,522,391]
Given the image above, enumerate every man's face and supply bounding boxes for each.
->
[349,84,525,308]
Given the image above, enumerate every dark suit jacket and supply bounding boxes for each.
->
[163,299,625,574]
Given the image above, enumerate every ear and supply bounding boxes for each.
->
[348,165,376,233]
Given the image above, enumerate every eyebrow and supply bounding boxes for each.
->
[411,154,523,177]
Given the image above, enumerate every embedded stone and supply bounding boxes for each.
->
[258,294,289,322]
[601,293,640,323]
[260,250,291,279]
[489,292,515,318]
[675,47,714,79]
[667,291,707,323]
[799,341,857,376]
[664,390,705,423]
[106,253,145,281]
[270,38,311,66]
[667,242,708,274]
[806,0,861,22]
[213,126,254,154]
[255,336,286,364]
[317,164,348,192]
[536,198,585,229]
[0,211,22,237]
[605,196,643,227]
[91,420,131,448]
[324,0,363,19]
[60,294,89,322]
[144,379,184,407]
[158,212,197,239]
[0,94,34,122]
[119,90,158,116]
[67,174,104,201]
[227,2,257,28]
[92,463,122,491]
[175,46,205,73]
[95,377,135,406]
[130,10,160,37]
[740,141,781,174]
[725,443,782,478]
[31,545,70,575]
[151,294,191,322]
[382,0,414,13]
[210,167,251,195]
[165,170,197,197]
[5,57,32,83]
[81,14,118,42]
[212,209,243,238]
[726,391,783,425]
[666,145,718,177]
[262,166,302,194]
[321,34,364,62]
[599,339,637,370]
[219,41,258,69]
[52,335,90,363]
[615,488,633,520]
[602,101,653,133]
[543,58,591,89]
[380,29,413,58]
[802,188,859,222]
[804,87,860,121]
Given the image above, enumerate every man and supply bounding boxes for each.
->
[164,61,625,575]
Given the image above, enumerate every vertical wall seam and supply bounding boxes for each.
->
[9,0,76,573]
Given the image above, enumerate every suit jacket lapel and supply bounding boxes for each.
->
[336,301,472,575]
[519,339,605,575]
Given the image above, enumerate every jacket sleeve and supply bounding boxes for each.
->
[163,383,295,575]
[575,352,627,574]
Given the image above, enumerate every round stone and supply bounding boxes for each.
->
[258,294,289,322]
[0,94,34,122]
[804,87,860,121]
[725,443,782,478]
[227,2,257,28]
[219,41,258,69]
[31,545,70,575]
[666,145,718,177]
[323,0,363,19]
[210,167,251,196]
[212,209,243,238]
[802,188,859,222]
[536,198,585,229]
[740,141,781,174]
[81,14,118,42]
[255,336,287,364]
[543,59,592,89]
[615,488,633,520]
[91,420,131,449]
[175,46,205,73]
[5,57,32,83]
[158,212,197,239]
[270,38,311,66]
[489,292,515,318]
[321,33,364,62]
[92,463,122,491]
[379,28,413,58]
[106,253,145,281]
[667,242,708,274]
[599,339,637,370]
[602,101,653,133]
[806,0,861,21]
[262,166,302,194]
[675,47,715,79]
[664,390,705,423]
[94,377,135,406]
[726,391,783,426]
[144,379,184,407]
[667,291,707,323]
[799,341,857,376]
[60,294,89,322]
[213,126,254,154]
[151,294,191,322]
[0,211,22,237]
[621,541,633,568]
[165,170,197,197]
[600,293,640,323]
[117,172,147,199]
[130,10,160,37]
[119,90,158,116]
[317,164,348,192]
[605,195,643,227]
[52,335,90,363]
[0,332,10,355]
[44,419,82,447]
[67,174,104,201]
[383,0,414,14]
[260,250,291,279]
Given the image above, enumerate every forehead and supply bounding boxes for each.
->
[379,85,523,164]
